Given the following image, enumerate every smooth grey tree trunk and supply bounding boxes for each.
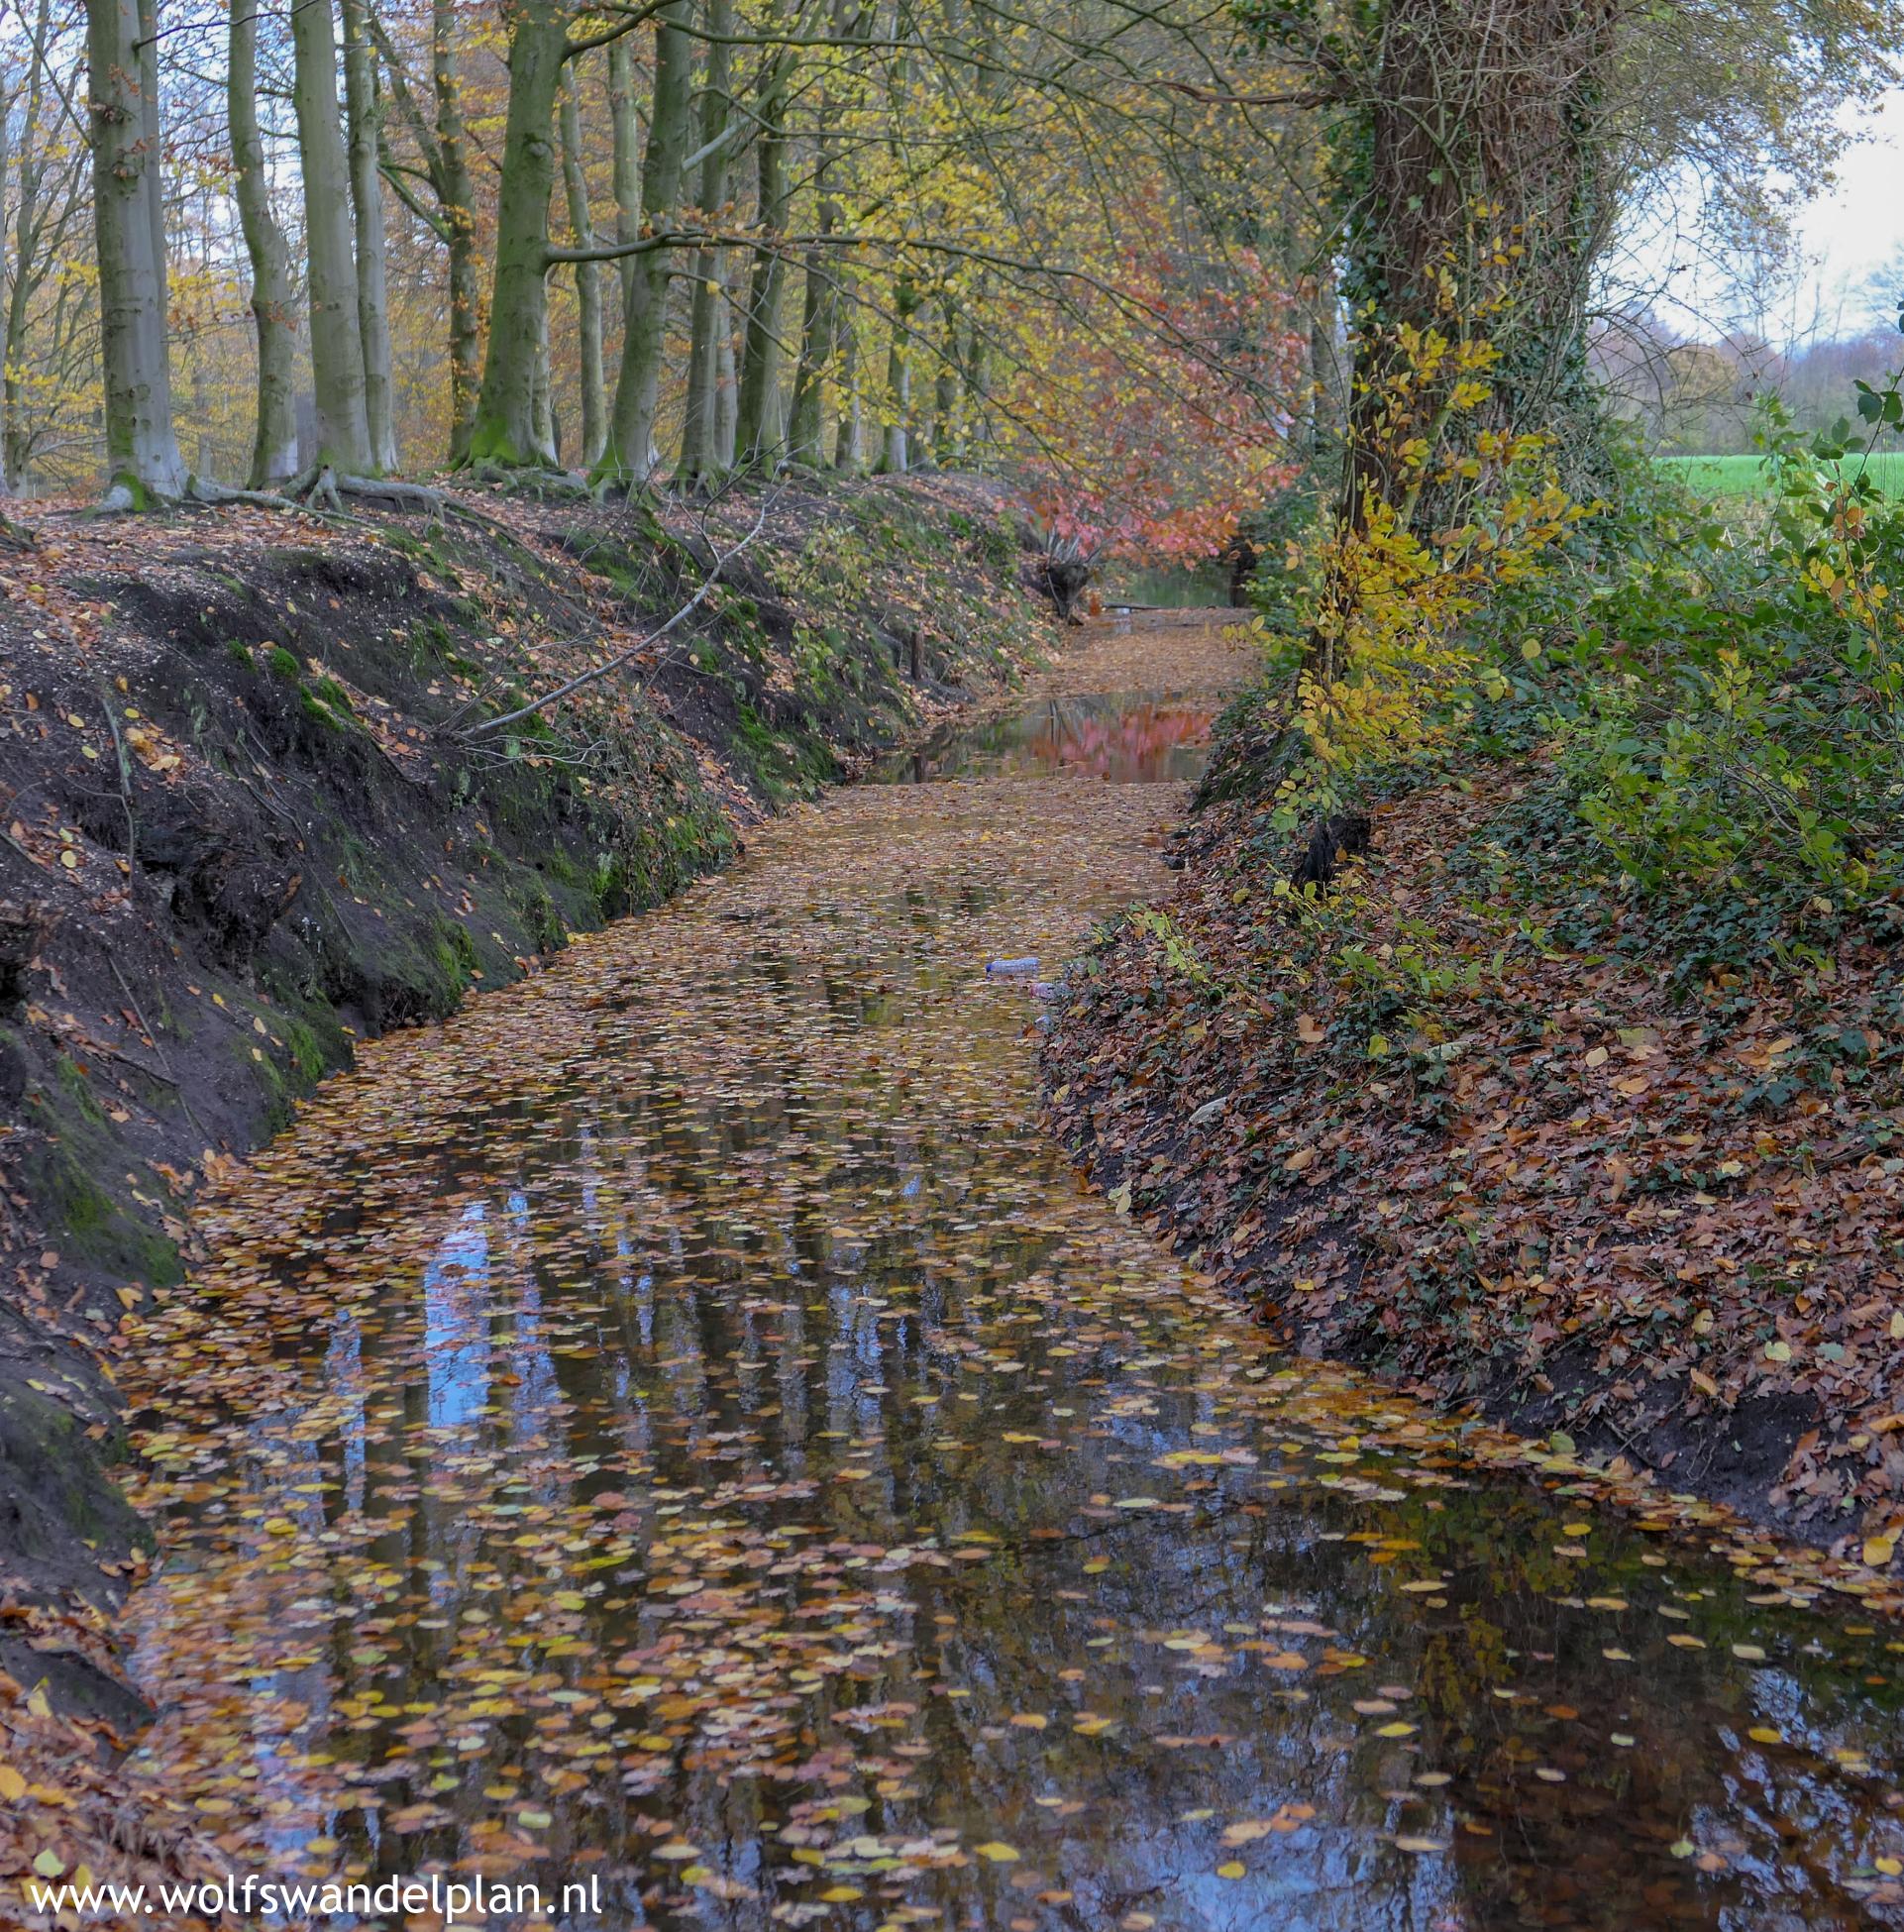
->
[606,38,642,315]
[832,274,861,469]
[0,62,11,490]
[878,290,913,475]
[734,0,793,470]
[715,310,739,468]
[559,77,606,466]
[292,0,372,471]
[86,0,183,500]
[466,0,564,466]
[230,0,298,485]
[678,0,735,487]
[434,0,480,462]
[342,0,398,470]
[931,299,959,465]
[594,0,693,487]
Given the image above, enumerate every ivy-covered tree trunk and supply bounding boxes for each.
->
[292,0,372,472]
[594,0,694,488]
[466,0,566,468]
[342,0,398,471]
[85,0,183,501]
[678,0,736,488]
[559,77,606,467]
[1342,0,1617,524]
[230,0,298,486]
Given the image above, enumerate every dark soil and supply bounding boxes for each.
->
[0,475,1044,1697]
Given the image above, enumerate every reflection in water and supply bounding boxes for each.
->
[123,652,1902,1932]
[877,692,1216,785]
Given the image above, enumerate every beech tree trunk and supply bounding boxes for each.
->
[930,299,959,465]
[831,271,860,470]
[715,313,739,468]
[292,0,372,471]
[678,0,736,488]
[230,0,298,485]
[86,0,183,501]
[594,0,693,488]
[734,3,794,470]
[342,0,398,471]
[877,277,916,475]
[606,37,642,316]
[466,0,566,467]
[433,0,480,463]
[559,77,606,467]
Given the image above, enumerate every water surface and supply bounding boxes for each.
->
[124,619,1904,1930]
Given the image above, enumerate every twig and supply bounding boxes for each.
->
[95,682,138,877]
[102,948,205,1133]
[463,493,778,738]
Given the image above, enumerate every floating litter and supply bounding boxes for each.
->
[986,956,1039,977]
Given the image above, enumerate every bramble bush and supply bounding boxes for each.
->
[1538,387,1904,908]
[1246,287,1594,840]
[1255,296,1904,938]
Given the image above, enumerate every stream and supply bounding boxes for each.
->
[122,616,1902,1930]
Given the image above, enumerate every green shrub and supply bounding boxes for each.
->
[1543,388,1904,906]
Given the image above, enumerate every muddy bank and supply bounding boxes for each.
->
[0,476,1041,1688]
[1042,663,1904,1564]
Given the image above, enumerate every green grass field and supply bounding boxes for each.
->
[1657,451,1904,499]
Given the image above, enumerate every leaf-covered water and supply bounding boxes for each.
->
[123,619,1902,1929]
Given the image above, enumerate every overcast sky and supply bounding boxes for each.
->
[1792,88,1904,335]
[1624,88,1904,346]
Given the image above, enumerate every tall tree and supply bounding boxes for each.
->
[593,0,694,488]
[85,0,184,501]
[678,0,737,487]
[464,0,568,466]
[229,0,298,485]
[368,0,481,461]
[3,0,88,490]
[292,0,373,472]
[733,0,798,469]
[559,73,607,465]
[787,0,865,469]
[606,35,642,312]
[342,0,399,470]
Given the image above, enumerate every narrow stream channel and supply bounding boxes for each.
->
[123,617,1902,1930]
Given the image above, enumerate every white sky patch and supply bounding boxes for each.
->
[1791,88,1904,335]
[1622,88,1904,347]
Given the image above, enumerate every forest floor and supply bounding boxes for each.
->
[1043,691,1904,1568]
[0,474,1045,1723]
